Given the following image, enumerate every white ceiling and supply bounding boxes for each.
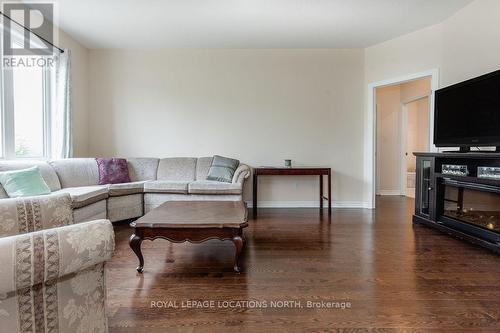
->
[48,0,473,49]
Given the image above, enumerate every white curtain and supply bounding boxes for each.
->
[51,49,73,159]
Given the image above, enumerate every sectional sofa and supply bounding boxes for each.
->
[0,193,115,333]
[0,157,251,223]
[0,156,249,332]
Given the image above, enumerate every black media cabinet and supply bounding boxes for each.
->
[413,152,500,253]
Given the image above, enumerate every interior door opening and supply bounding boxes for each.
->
[375,76,432,198]
[401,96,430,198]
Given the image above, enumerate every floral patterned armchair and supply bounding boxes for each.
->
[0,193,115,333]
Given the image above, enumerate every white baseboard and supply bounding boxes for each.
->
[376,190,403,196]
[245,200,372,209]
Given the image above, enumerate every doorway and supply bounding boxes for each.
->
[375,77,432,198]
[401,96,430,198]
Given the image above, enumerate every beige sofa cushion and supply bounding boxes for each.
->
[108,181,145,196]
[188,180,242,195]
[0,161,61,198]
[195,157,213,180]
[73,200,107,223]
[107,194,143,222]
[144,180,189,194]
[157,158,196,181]
[54,185,109,208]
[127,158,159,181]
[49,158,99,188]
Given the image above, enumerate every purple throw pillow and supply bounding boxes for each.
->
[96,158,131,185]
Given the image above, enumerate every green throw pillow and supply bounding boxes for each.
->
[0,166,51,198]
[206,155,240,183]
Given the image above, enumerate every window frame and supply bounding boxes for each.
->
[0,33,52,160]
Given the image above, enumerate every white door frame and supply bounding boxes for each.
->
[400,95,430,196]
[365,69,439,209]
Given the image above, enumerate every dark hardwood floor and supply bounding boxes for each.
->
[106,196,500,332]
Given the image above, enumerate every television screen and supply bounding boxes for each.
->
[434,70,500,147]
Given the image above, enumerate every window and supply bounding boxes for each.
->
[1,38,53,159]
[13,63,47,157]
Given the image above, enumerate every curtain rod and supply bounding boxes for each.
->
[0,11,64,53]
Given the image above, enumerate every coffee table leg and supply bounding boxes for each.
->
[232,234,245,273]
[129,234,144,273]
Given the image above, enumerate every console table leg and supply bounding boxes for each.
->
[328,171,332,214]
[232,234,244,273]
[319,175,323,210]
[129,234,144,273]
[253,174,258,219]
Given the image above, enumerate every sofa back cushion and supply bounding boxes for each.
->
[127,158,160,181]
[0,161,61,198]
[49,158,99,188]
[195,157,213,180]
[157,158,196,181]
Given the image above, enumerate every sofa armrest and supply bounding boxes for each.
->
[232,164,251,184]
[0,193,73,238]
[0,219,114,294]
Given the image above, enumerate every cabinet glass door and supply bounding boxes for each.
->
[420,160,432,216]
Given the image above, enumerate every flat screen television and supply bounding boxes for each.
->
[434,69,500,151]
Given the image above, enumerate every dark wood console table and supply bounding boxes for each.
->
[252,167,331,218]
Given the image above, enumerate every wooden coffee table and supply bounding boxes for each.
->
[129,201,248,273]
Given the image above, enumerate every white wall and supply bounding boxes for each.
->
[88,49,366,207]
[441,0,500,87]
[58,0,500,207]
[366,0,500,87]
[58,30,89,157]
